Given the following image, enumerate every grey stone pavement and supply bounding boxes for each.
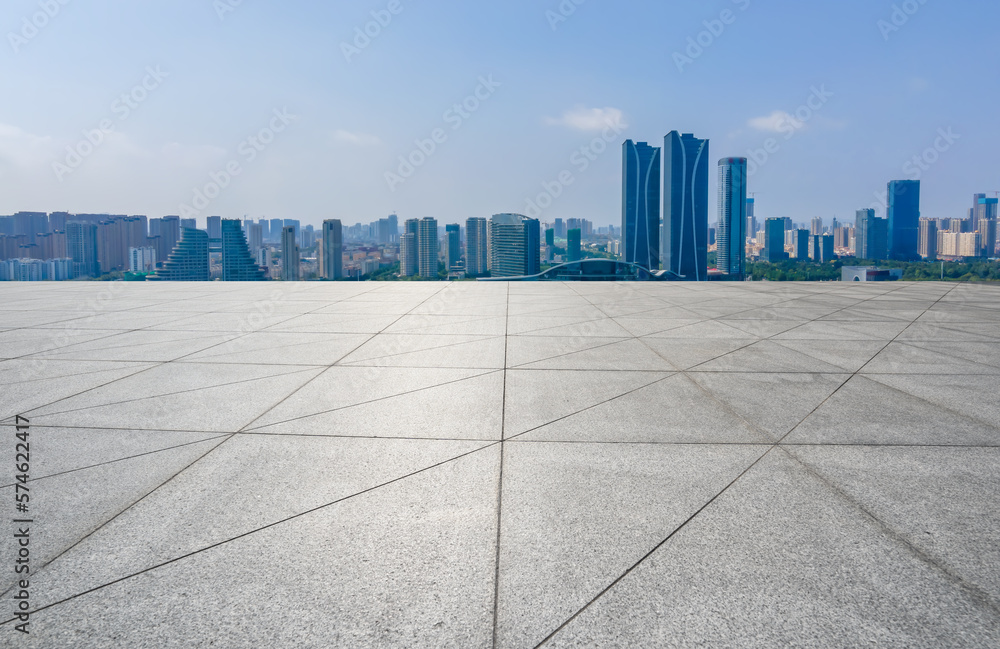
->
[0,281,999,648]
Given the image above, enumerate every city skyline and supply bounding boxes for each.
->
[1,1,997,227]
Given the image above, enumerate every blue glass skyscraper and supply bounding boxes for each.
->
[717,157,747,277]
[662,132,709,281]
[621,140,661,270]
[887,180,920,260]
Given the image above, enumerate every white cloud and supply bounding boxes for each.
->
[747,110,799,133]
[332,130,381,146]
[545,106,628,131]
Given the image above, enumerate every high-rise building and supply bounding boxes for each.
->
[387,214,399,244]
[662,131,709,280]
[128,247,157,273]
[717,157,747,276]
[489,213,540,278]
[746,198,757,243]
[221,219,267,281]
[66,222,100,277]
[248,223,263,253]
[207,216,223,250]
[417,217,439,278]
[792,229,810,260]
[856,209,888,261]
[621,140,661,270]
[887,180,920,260]
[809,234,835,262]
[553,218,566,239]
[321,220,343,280]
[269,219,283,242]
[149,227,209,281]
[567,228,582,262]
[762,218,787,262]
[918,219,938,260]
[445,224,462,270]
[281,226,300,281]
[400,219,419,277]
[466,217,488,276]
[810,217,824,236]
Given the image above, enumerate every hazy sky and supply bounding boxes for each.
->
[1,0,997,228]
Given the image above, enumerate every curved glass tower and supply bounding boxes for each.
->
[621,140,661,270]
[662,132,709,281]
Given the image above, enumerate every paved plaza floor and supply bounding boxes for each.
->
[1,281,998,647]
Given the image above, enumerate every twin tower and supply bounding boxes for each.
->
[623,133,748,280]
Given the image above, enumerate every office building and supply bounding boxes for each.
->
[281,226,300,281]
[567,228,582,262]
[553,218,566,239]
[269,219,284,242]
[445,224,462,270]
[489,214,541,278]
[466,217,488,276]
[621,140,661,270]
[809,234,835,263]
[717,157,747,276]
[792,229,810,260]
[762,218,787,262]
[149,227,209,281]
[321,220,344,280]
[662,132,709,280]
[417,217,439,278]
[221,219,267,281]
[856,209,888,261]
[887,180,920,259]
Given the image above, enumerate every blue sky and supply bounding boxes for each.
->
[1,0,997,228]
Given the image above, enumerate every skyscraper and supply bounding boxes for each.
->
[445,224,461,271]
[621,140,661,270]
[567,228,582,262]
[466,217,488,276]
[662,132,709,280]
[281,226,300,281]
[149,227,209,281]
[66,222,100,277]
[417,217,439,278]
[746,198,756,243]
[918,218,938,260]
[887,180,920,260]
[400,219,419,277]
[221,219,267,281]
[810,217,824,236]
[793,229,810,261]
[856,208,888,261]
[717,157,747,277]
[489,214,540,278]
[207,216,223,250]
[762,218,787,262]
[321,220,343,280]
[269,219,283,242]
[973,195,998,257]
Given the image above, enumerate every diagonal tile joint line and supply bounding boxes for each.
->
[530,281,971,647]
